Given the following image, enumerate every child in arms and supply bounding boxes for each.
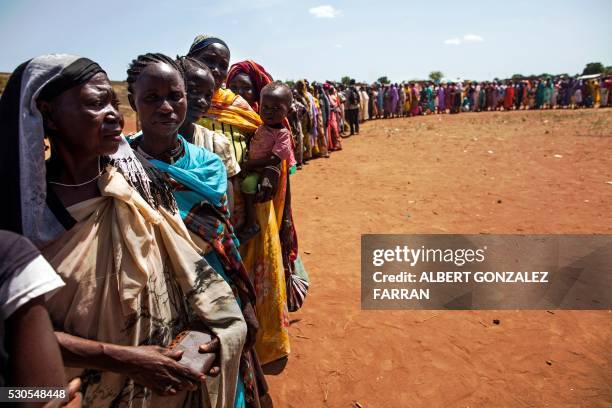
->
[239,82,296,242]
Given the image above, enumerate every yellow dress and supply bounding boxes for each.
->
[199,88,291,364]
[593,81,601,105]
[238,162,291,364]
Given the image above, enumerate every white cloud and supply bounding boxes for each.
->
[444,34,484,45]
[335,43,343,48]
[309,5,342,18]
[444,37,462,45]
[463,34,484,43]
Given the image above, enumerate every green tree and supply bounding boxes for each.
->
[428,71,444,82]
[340,76,352,86]
[511,73,524,80]
[582,62,604,75]
[285,79,296,88]
[604,66,612,75]
[377,76,390,84]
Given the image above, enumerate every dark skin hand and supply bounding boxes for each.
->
[57,332,204,396]
[199,337,221,377]
[242,154,281,172]
[38,72,124,208]
[190,43,230,91]
[228,73,255,106]
[43,378,82,408]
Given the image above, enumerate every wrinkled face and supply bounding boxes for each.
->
[228,73,255,105]
[39,72,124,157]
[260,88,290,125]
[191,43,230,91]
[129,62,187,139]
[184,67,215,124]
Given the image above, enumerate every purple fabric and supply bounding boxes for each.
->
[438,88,446,110]
[390,85,399,113]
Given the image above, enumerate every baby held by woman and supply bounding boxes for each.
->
[239,82,296,242]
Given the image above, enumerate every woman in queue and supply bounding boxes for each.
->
[0,54,246,408]
[187,35,291,365]
[125,52,271,407]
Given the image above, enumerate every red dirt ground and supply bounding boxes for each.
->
[265,109,612,407]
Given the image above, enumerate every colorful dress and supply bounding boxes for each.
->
[410,86,420,116]
[504,85,514,110]
[199,89,291,365]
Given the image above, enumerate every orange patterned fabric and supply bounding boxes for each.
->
[205,88,263,133]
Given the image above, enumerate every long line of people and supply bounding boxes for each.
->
[1,31,610,408]
[0,34,310,408]
[255,76,610,168]
[352,77,611,120]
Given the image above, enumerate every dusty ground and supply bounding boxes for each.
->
[265,109,612,407]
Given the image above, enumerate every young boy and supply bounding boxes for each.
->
[239,82,296,242]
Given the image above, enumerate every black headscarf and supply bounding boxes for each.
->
[187,34,230,56]
[38,58,105,102]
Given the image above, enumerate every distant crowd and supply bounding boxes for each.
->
[275,76,611,167]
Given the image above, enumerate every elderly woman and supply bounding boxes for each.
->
[0,54,246,408]
[187,34,291,365]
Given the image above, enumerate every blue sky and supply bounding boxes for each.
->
[1,0,611,82]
